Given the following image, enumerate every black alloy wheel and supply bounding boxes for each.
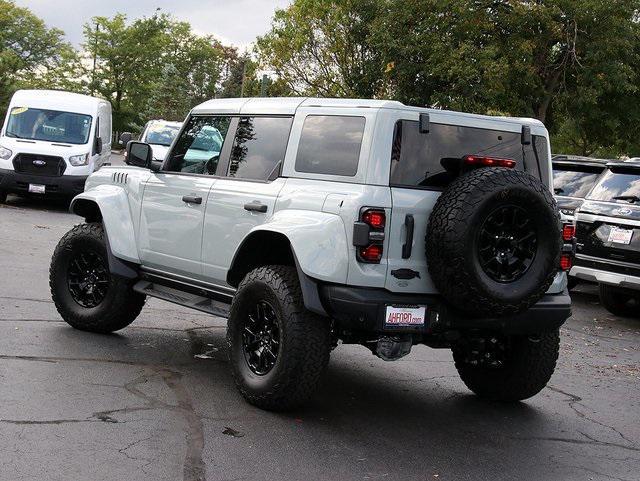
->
[242,300,281,375]
[477,204,537,283]
[67,249,110,308]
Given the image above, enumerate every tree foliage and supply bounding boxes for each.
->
[0,0,76,118]
[258,0,640,157]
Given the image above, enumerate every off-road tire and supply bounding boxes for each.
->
[227,265,331,411]
[50,223,145,333]
[426,167,561,317]
[453,330,560,401]
[599,284,639,318]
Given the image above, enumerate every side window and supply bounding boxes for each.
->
[228,116,293,181]
[166,116,231,175]
[295,115,365,176]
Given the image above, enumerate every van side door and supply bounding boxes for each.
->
[202,116,293,283]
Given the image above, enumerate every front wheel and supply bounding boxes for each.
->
[227,265,331,411]
[50,223,146,333]
[452,330,560,401]
[599,284,639,317]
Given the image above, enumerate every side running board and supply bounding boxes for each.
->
[133,280,230,318]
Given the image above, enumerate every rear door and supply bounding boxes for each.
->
[386,117,548,294]
[138,115,233,279]
[202,115,293,283]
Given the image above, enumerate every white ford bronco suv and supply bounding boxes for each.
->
[49,98,574,410]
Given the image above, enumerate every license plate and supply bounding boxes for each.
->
[28,184,45,194]
[608,227,633,245]
[385,305,427,327]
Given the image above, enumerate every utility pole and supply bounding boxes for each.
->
[239,60,247,98]
[260,74,268,97]
[90,22,99,96]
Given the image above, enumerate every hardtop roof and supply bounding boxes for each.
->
[191,97,545,129]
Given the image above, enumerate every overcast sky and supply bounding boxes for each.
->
[16,0,291,51]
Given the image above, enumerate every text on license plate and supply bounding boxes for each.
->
[608,227,633,245]
[385,305,426,326]
[28,184,46,194]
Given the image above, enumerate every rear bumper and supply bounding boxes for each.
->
[0,168,87,197]
[571,265,640,290]
[319,285,571,336]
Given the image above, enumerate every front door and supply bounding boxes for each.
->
[138,115,234,279]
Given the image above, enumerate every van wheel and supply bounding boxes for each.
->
[227,265,331,411]
[50,223,146,333]
[599,284,639,317]
[452,330,560,401]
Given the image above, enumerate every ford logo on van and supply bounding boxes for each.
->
[32,159,46,167]
[614,207,633,216]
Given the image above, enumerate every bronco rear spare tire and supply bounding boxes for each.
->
[426,167,561,317]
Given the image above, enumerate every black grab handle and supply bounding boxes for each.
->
[244,202,268,213]
[182,195,202,205]
[402,214,414,259]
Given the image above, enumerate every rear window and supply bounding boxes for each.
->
[553,165,603,198]
[587,168,640,204]
[295,115,365,176]
[390,121,547,189]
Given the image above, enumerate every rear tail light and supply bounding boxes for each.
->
[354,208,386,264]
[359,244,383,262]
[463,155,516,168]
[562,224,575,241]
[362,209,386,229]
[560,221,576,272]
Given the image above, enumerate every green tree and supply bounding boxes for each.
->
[256,0,385,97]
[0,0,76,117]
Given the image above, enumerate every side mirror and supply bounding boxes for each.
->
[94,136,103,154]
[119,132,133,146]
[126,141,153,168]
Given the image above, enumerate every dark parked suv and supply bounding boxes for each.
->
[552,155,609,219]
[572,160,640,316]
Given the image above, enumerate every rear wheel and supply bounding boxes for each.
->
[453,330,560,401]
[50,223,145,333]
[599,284,639,317]
[227,265,331,411]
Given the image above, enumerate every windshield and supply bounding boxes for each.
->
[587,168,640,204]
[143,122,181,146]
[5,107,92,144]
[553,166,602,198]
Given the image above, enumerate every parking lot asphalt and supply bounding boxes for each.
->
[0,162,638,481]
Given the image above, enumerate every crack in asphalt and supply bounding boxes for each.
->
[547,385,638,448]
[511,435,640,453]
[92,367,206,481]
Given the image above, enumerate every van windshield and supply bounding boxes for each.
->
[5,107,92,145]
[143,122,181,146]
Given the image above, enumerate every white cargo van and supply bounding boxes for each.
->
[0,90,112,201]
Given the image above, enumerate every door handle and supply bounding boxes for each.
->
[402,214,414,259]
[182,195,202,205]
[244,202,268,213]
